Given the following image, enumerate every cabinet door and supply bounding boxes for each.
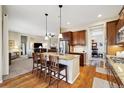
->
[121,12,124,28]
[78,31,86,45]
[119,13,124,30]
[117,9,124,31]
[72,31,86,45]
[107,20,118,45]
[62,33,67,40]
[62,32,72,45]
[72,32,78,45]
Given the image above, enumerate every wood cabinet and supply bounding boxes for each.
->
[62,30,86,46]
[72,30,86,45]
[115,7,124,44]
[117,7,124,31]
[72,32,78,45]
[107,20,118,45]
[62,31,72,45]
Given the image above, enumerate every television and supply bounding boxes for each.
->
[34,43,42,52]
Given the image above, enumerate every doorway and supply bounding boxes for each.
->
[21,36,27,55]
[3,35,33,80]
[88,24,106,67]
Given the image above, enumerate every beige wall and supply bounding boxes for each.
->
[9,31,21,53]
[0,5,2,83]
[9,31,58,54]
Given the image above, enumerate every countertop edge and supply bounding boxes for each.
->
[106,55,124,87]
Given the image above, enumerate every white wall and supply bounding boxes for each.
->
[0,5,3,83]
[2,14,9,75]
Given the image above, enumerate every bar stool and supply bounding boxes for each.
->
[39,54,50,80]
[48,55,68,87]
[32,53,41,74]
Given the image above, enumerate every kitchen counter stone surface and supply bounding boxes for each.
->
[41,52,79,60]
[107,55,124,85]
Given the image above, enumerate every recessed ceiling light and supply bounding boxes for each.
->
[67,22,70,25]
[97,14,102,18]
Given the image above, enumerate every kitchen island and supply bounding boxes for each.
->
[42,52,80,84]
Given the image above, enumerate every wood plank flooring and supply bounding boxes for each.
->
[0,65,108,88]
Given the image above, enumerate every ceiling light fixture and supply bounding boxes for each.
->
[45,13,48,40]
[67,22,70,25]
[97,14,102,18]
[58,5,63,39]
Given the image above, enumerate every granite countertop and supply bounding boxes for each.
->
[41,52,79,60]
[107,55,124,85]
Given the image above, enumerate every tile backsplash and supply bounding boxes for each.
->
[72,46,87,53]
[107,45,124,55]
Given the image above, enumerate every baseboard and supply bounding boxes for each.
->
[67,73,80,84]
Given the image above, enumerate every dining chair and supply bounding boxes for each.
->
[48,55,68,87]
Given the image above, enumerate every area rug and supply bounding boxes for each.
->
[92,77,110,88]
[3,56,33,80]
[89,58,105,67]
[96,67,107,75]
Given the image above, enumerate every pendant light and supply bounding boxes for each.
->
[45,13,48,40]
[58,5,63,38]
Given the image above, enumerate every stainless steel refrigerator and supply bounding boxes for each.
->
[59,40,69,54]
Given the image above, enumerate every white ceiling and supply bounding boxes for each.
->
[4,5,122,36]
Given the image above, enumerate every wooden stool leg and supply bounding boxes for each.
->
[39,65,42,78]
[49,70,52,86]
[32,63,35,73]
[36,63,38,76]
[57,72,60,88]
[65,67,68,83]
[44,68,47,81]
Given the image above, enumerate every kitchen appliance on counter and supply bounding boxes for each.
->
[110,57,124,64]
[59,40,69,54]
[116,51,124,57]
[117,26,124,43]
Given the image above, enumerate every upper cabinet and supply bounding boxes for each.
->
[117,7,124,31]
[62,30,86,46]
[116,7,124,44]
[62,31,72,45]
[107,7,124,45]
[107,20,118,45]
[72,30,86,45]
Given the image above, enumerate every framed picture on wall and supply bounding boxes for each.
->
[9,40,15,49]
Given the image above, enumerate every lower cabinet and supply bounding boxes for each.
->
[106,58,124,88]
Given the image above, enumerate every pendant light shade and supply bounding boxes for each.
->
[58,33,63,38]
[45,36,48,40]
[58,5,63,39]
[45,13,49,40]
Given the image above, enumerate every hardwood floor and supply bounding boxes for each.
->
[0,65,108,88]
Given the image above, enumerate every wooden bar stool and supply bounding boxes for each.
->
[32,53,41,74]
[39,54,50,80]
[48,55,68,87]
